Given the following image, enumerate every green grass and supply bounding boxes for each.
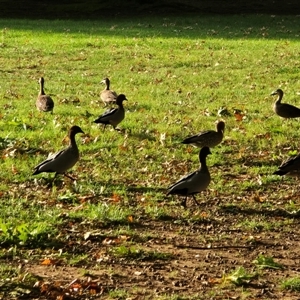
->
[281,277,300,292]
[0,14,300,299]
[253,254,284,270]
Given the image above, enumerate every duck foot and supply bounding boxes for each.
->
[180,197,187,208]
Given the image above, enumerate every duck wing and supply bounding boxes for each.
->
[94,107,117,122]
[276,103,300,118]
[33,149,65,174]
[182,130,215,143]
[33,147,79,175]
[101,90,118,103]
[182,130,222,148]
[167,170,197,194]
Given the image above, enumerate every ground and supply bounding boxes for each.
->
[5,190,299,299]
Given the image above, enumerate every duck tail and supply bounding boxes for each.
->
[32,168,40,175]
[273,170,286,176]
[93,118,102,124]
[181,138,191,144]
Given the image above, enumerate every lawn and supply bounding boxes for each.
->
[0,14,300,299]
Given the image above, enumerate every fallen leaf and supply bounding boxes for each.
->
[112,193,121,203]
[234,111,244,121]
[41,258,56,265]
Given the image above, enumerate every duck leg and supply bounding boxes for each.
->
[181,196,188,208]
[45,173,58,188]
[192,195,201,206]
[63,173,76,181]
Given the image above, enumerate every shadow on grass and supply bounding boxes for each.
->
[1,0,300,19]
[129,131,157,142]
[0,282,40,300]
[0,236,65,250]
[220,204,300,218]
[0,13,299,41]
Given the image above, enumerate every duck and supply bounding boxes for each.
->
[273,153,300,177]
[100,77,118,106]
[36,77,54,113]
[167,146,211,208]
[182,121,225,148]
[94,94,127,130]
[271,89,300,118]
[33,125,84,182]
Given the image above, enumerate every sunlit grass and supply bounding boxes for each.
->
[0,14,299,298]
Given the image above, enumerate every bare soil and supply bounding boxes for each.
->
[4,188,299,300]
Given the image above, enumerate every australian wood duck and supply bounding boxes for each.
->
[36,77,54,113]
[94,94,127,130]
[100,77,118,106]
[33,125,84,181]
[167,146,211,207]
[271,89,300,118]
[182,121,225,148]
[273,153,300,177]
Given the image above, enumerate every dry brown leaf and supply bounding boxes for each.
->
[112,193,121,203]
[119,145,128,151]
[89,289,97,295]
[41,258,56,265]
[234,111,244,121]
[200,212,208,218]
[70,283,82,291]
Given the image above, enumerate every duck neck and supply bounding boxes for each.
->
[39,82,45,95]
[117,101,124,109]
[199,156,208,170]
[69,133,78,148]
[276,93,283,104]
[105,81,110,90]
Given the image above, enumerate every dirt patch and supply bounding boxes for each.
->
[5,195,299,300]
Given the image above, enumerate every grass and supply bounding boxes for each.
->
[253,254,284,270]
[282,277,300,292]
[0,14,300,299]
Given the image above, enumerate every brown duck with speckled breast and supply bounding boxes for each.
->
[100,77,118,106]
[36,77,54,114]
